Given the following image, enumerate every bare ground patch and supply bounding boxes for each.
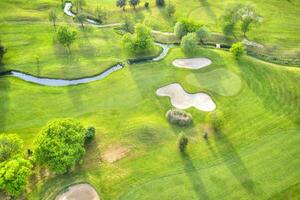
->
[102,144,130,163]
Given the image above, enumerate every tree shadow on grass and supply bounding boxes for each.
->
[214,129,262,196]
[180,152,209,200]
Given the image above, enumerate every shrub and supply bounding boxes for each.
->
[178,133,188,153]
[34,118,87,174]
[144,2,149,8]
[181,33,198,55]
[196,26,211,44]
[0,134,23,162]
[174,19,202,38]
[85,126,96,142]
[230,42,245,59]
[56,26,77,52]
[166,109,193,126]
[156,0,165,7]
[166,3,175,17]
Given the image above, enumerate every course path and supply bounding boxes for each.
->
[55,183,100,200]
[156,83,216,112]
[172,58,212,69]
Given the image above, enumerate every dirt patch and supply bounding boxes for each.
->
[55,183,100,200]
[172,58,212,69]
[102,144,130,163]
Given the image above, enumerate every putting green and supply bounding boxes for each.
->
[185,69,242,96]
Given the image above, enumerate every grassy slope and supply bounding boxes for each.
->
[1,47,299,199]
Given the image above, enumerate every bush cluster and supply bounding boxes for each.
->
[174,19,202,38]
[166,109,193,126]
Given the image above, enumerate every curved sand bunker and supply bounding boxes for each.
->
[172,58,212,69]
[55,183,100,200]
[156,83,216,112]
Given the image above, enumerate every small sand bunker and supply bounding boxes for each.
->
[172,58,212,69]
[102,144,129,163]
[156,83,216,112]
[55,183,100,200]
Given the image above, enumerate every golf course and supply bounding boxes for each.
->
[0,0,299,199]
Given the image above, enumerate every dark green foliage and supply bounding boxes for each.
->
[156,0,165,7]
[129,0,140,9]
[230,42,245,59]
[174,19,202,38]
[116,0,127,11]
[0,134,22,162]
[34,118,87,174]
[181,32,198,55]
[144,2,149,8]
[196,26,211,44]
[85,126,96,142]
[122,23,154,54]
[178,133,188,153]
[56,26,77,52]
[0,157,32,197]
[0,42,6,64]
[211,112,225,132]
[166,109,193,126]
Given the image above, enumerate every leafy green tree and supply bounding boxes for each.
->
[48,9,57,28]
[166,3,175,17]
[34,118,87,174]
[221,3,242,38]
[75,0,85,13]
[74,13,86,28]
[122,23,154,54]
[239,4,260,37]
[181,33,198,55]
[0,157,32,197]
[129,0,140,9]
[196,26,211,44]
[174,19,202,38]
[174,22,186,38]
[230,42,245,59]
[222,23,235,38]
[85,126,96,143]
[178,133,188,153]
[156,0,165,7]
[95,7,107,24]
[0,134,22,162]
[0,41,6,64]
[116,0,127,11]
[123,15,135,33]
[56,26,77,53]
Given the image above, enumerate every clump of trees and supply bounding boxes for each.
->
[129,0,140,9]
[56,26,77,53]
[0,41,6,64]
[0,134,32,197]
[221,3,261,38]
[181,33,198,55]
[174,19,202,38]
[178,133,188,153]
[166,109,193,126]
[122,23,154,54]
[230,42,245,59]
[116,0,127,11]
[34,119,87,175]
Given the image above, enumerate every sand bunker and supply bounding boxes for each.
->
[102,144,129,163]
[55,183,100,200]
[156,83,216,112]
[172,58,212,69]
[64,2,75,17]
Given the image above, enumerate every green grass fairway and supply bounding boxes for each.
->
[0,0,299,199]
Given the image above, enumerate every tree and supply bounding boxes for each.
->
[129,0,140,9]
[166,3,175,17]
[220,3,243,38]
[196,26,211,44]
[181,33,198,55]
[74,0,85,13]
[0,41,6,64]
[230,42,245,59]
[0,157,32,197]
[174,22,186,38]
[74,13,86,28]
[116,0,127,11]
[156,0,165,7]
[123,15,135,33]
[178,133,188,153]
[56,26,77,53]
[34,118,87,174]
[85,126,96,143]
[122,23,154,54]
[174,19,202,38]
[0,134,22,162]
[48,9,57,28]
[95,7,107,24]
[238,4,260,37]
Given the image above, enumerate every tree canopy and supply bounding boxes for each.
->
[116,0,127,11]
[230,42,245,59]
[181,32,198,55]
[34,118,87,174]
[0,134,23,162]
[56,26,77,52]
[174,19,202,38]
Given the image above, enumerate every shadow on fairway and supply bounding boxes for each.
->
[214,129,260,196]
[181,152,209,200]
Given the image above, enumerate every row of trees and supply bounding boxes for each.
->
[0,119,95,197]
[116,0,166,11]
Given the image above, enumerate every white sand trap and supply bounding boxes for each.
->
[56,183,100,200]
[172,58,212,69]
[64,3,75,17]
[156,83,216,112]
